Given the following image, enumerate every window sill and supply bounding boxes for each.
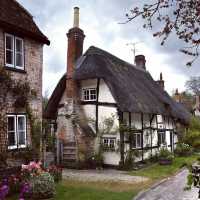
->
[8,146,27,151]
[4,66,26,74]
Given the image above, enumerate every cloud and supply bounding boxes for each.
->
[17,0,200,96]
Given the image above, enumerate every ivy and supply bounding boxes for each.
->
[0,67,39,157]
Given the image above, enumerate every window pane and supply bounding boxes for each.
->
[16,53,23,67]
[18,131,25,145]
[8,132,15,146]
[110,139,115,148]
[16,39,22,52]
[137,134,141,147]
[133,134,136,148]
[6,50,14,65]
[6,35,13,50]
[8,117,15,131]
[18,116,25,131]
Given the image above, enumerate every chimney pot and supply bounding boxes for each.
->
[135,55,146,70]
[73,7,79,28]
[156,72,165,90]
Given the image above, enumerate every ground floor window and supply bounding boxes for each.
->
[132,133,142,149]
[158,131,166,145]
[7,114,27,149]
[102,137,115,151]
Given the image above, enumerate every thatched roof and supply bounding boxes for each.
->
[0,0,50,45]
[44,46,191,124]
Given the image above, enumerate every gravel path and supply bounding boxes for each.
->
[63,169,149,183]
[134,169,199,200]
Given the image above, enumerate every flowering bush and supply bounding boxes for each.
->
[30,172,55,199]
[175,143,193,156]
[0,161,57,199]
[47,165,62,182]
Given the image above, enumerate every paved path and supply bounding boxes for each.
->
[63,169,148,183]
[134,169,199,200]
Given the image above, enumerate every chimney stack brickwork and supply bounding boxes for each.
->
[135,55,146,70]
[66,7,85,98]
[156,72,165,90]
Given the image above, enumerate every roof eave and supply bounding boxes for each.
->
[0,20,50,45]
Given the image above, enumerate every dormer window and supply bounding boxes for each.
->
[82,88,97,101]
[5,34,24,70]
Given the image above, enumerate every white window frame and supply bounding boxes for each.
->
[7,114,27,150]
[132,133,142,149]
[5,33,24,70]
[17,115,27,148]
[102,137,116,150]
[82,88,97,101]
[15,37,24,69]
[7,115,17,150]
[5,34,14,68]
[158,131,166,145]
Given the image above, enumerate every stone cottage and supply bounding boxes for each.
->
[0,0,49,160]
[44,7,190,167]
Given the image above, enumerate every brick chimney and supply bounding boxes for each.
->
[135,55,146,70]
[66,7,85,98]
[174,88,181,103]
[156,72,165,90]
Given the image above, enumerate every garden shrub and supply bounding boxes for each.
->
[184,117,200,151]
[158,147,174,164]
[174,143,193,156]
[30,172,55,199]
[124,150,135,170]
[47,165,62,182]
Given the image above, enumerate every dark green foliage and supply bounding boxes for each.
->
[184,117,200,151]
[158,147,174,165]
[30,172,55,199]
[174,143,193,156]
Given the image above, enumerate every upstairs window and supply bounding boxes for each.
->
[7,115,27,149]
[5,34,24,70]
[82,88,97,101]
[158,131,166,145]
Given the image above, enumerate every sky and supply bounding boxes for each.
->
[17,0,200,97]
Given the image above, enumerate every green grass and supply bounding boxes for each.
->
[129,155,198,180]
[8,180,149,200]
[54,180,140,200]
[8,155,199,200]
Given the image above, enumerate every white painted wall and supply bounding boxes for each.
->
[98,79,116,103]
[78,78,180,165]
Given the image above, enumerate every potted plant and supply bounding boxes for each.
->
[158,147,174,165]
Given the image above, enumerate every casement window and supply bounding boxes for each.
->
[82,88,97,101]
[158,131,166,145]
[7,115,27,149]
[132,133,142,149]
[102,138,115,150]
[5,34,24,69]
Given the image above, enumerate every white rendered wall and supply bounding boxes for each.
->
[98,79,116,103]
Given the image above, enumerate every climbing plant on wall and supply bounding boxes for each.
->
[0,67,39,159]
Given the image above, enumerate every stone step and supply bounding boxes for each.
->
[64,142,76,147]
[63,146,76,150]
[63,154,76,159]
[63,149,76,154]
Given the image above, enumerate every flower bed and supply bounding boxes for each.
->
[0,161,62,199]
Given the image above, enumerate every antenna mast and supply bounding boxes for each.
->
[126,42,143,64]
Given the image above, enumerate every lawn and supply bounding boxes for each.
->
[54,180,149,200]
[8,155,198,200]
[8,180,150,200]
[129,155,199,181]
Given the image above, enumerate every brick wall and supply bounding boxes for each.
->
[0,28,43,151]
